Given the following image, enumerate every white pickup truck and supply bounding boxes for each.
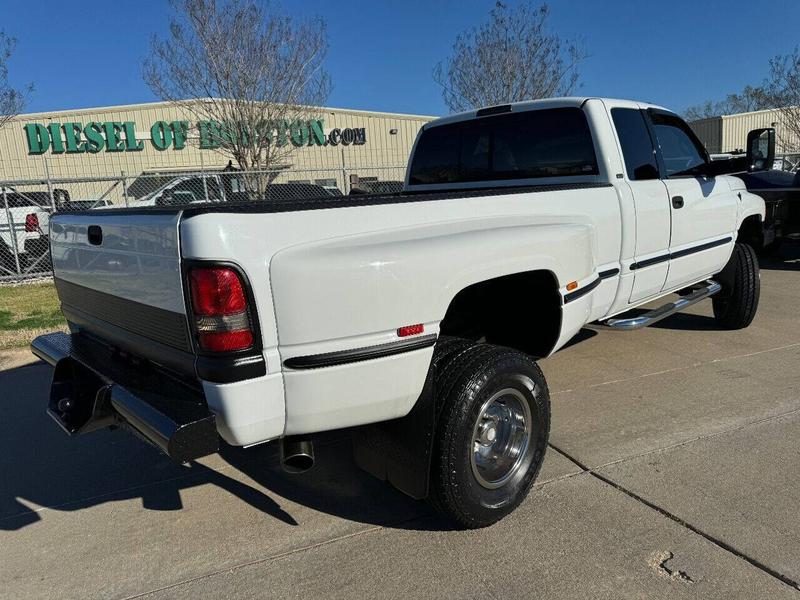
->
[33,98,766,528]
[0,189,69,272]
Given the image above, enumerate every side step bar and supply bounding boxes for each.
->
[600,280,721,331]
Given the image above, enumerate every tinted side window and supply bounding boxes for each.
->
[611,108,659,180]
[409,107,598,185]
[408,126,460,185]
[650,113,707,177]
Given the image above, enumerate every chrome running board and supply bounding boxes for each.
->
[600,280,722,331]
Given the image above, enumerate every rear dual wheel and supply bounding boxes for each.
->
[428,341,550,528]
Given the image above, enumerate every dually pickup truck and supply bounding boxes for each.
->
[33,98,767,528]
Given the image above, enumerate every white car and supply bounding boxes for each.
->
[33,97,766,528]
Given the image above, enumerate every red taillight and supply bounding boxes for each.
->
[25,213,39,232]
[188,266,254,352]
[196,330,254,353]
[190,267,247,316]
[397,323,424,337]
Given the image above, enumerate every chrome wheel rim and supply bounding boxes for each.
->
[470,387,532,489]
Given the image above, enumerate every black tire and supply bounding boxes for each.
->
[430,336,475,374]
[428,343,550,528]
[713,242,760,329]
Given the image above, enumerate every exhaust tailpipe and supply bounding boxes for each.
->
[280,436,315,473]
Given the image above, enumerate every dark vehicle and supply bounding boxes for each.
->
[357,180,404,195]
[260,183,335,201]
[737,168,800,250]
[707,128,799,251]
[128,172,337,207]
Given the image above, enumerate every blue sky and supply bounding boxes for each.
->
[4,0,800,117]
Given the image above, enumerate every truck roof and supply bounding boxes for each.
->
[426,97,670,129]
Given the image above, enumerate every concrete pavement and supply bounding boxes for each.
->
[1,243,799,599]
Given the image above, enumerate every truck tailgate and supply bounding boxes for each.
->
[49,210,192,363]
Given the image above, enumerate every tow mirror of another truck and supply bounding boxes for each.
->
[746,127,776,172]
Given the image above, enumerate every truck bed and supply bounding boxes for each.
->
[59,181,612,218]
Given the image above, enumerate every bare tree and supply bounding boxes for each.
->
[0,32,31,129]
[433,2,587,113]
[684,85,773,121]
[143,0,330,196]
[766,48,800,152]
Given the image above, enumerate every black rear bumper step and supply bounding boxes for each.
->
[31,332,219,463]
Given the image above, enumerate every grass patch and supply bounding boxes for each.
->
[0,281,66,349]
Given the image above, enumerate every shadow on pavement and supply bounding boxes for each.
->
[218,439,456,532]
[559,328,598,350]
[0,361,450,533]
[648,312,721,331]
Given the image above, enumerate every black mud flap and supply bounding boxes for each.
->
[32,332,219,463]
[351,369,436,500]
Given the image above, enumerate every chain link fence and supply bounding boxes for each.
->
[1,164,406,283]
[775,153,800,173]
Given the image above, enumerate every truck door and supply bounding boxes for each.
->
[647,110,738,290]
[610,107,671,303]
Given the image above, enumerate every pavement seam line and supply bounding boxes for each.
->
[537,406,800,490]
[120,520,414,600]
[548,443,800,592]
[584,405,800,473]
[113,468,589,600]
[550,341,800,395]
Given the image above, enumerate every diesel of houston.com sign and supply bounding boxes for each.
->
[22,119,367,154]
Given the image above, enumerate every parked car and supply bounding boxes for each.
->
[21,198,113,271]
[33,97,767,528]
[0,188,69,271]
[128,172,336,207]
[349,180,404,195]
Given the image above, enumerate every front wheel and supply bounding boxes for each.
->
[428,343,550,528]
[713,242,760,329]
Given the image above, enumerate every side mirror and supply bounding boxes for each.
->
[746,127,775,172]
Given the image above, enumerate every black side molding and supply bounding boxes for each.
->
[670,236,733,260]
[563,277,601,304]
[631,237,733,270]
[631,253,670,270]
[599,268,620,279]
[284,334,438,370]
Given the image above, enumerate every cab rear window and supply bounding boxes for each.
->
[408,107,598,185]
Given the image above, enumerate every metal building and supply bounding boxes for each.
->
[690,107,800,154]
[0,100,435,190]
